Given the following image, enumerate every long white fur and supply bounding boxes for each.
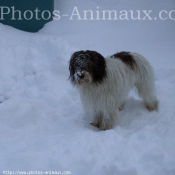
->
[77,52,158,130]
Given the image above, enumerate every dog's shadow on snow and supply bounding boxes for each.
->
[118,97,148,127]
[83,97,156,132]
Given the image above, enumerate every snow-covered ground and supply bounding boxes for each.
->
[0,0,175,174]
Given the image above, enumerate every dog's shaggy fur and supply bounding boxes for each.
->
[69,50,158,130]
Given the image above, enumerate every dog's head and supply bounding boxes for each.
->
[69,50,107,85]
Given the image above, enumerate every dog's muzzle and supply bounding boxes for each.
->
[77,71,85,79]
[75,71,92,85]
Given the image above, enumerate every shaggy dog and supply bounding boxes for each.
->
[69,50,158,130]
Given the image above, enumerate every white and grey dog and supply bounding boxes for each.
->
[69,50,158,130]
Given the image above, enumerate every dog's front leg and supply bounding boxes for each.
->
[91,112,103,128]
[99,109,119,130]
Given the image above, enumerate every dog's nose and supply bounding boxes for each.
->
[77,72,85,79]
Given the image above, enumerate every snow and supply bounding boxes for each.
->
[0,0,175,174]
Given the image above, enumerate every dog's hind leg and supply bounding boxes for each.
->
[141,91,158,111]
[135,69,158,111]
[132,53,158,111]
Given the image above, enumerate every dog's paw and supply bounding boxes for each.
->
[91,121,113,130]
[146,100,158,111]
[90,122,100,128]
[118,103,125,111]
[99,118,115,131]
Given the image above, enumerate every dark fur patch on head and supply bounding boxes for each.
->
[69,50,107,84]
[112,51,136,70]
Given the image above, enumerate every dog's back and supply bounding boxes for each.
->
[112,51,136,70]
[109,52,158,111]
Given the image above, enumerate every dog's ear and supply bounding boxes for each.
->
[69,53,75,76]
[86,51,107,83]
[69,52,79,83]
[69,51,85,83]
[69,50,87,73]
